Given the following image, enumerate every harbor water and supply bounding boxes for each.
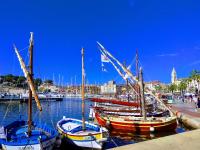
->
[0,98,186,149]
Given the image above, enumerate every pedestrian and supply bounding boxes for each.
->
[193,95,198,111]
[197,96,200,109]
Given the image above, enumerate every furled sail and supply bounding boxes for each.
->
[14,45,42,111]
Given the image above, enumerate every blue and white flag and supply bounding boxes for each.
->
[101,54,109,63]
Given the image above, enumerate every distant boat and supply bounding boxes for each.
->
[57,48,108,149]
[0,33,58,150]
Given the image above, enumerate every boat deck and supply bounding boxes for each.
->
[62,122,100,135]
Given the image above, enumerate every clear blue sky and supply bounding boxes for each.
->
[0,0,200,84]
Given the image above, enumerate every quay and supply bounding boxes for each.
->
[170,102,200,129]
[112,129,200,150]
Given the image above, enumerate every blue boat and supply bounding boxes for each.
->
[0,32,58,150]
[0,121,58,150]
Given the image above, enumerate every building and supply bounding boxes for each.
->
[38,83,59,92]
[171,67,181,85]
[145,80,161,91]
[101,80,117,95]
[171,67,177,84]
[170,67,199,93]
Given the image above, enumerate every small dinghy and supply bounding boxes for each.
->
[57,117,108,149]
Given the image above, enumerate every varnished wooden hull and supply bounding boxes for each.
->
[95,112,177,133]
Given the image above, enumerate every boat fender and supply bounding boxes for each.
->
[150,126,155,132]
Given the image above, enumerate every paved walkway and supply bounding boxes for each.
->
[168,101,200,129]
[170,102,200,118]
[112,129,200,150]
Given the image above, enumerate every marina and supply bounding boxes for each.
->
[0,98,188,150]
[0,1,200,149]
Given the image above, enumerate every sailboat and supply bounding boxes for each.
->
[57,48,108,149]
[0,33,58,150]
[94,42,177,133]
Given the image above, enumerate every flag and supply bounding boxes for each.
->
[101,54,109,63]
[124,64,132,79]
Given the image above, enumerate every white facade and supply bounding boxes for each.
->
[171,67,177,84]
[101,81,116,94]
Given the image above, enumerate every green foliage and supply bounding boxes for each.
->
[0,74,43,88]
[155,85,162,92]
[44,79,53,85]
[34,78,42,86]
[189,70,200,82]
[168,84,177,93]
[177,81,187,95]
[4,74,14,82]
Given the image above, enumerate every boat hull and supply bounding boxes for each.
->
[2,137,56,150]
[57,118,108,149]
[0,121,58,150]
[95,113,177,133]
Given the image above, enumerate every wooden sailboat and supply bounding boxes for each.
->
[94,42,177,133]
[57,48,108,149]
[0,33,58,150]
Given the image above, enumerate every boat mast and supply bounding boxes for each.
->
[81,48,86,130]
[135,49,139,80]
[28,32,34,136]
[139,67,146,120]
[135,49,141,114]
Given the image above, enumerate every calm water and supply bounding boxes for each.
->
[0,98,186,149]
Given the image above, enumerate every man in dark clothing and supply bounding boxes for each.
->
[197,97,200,108]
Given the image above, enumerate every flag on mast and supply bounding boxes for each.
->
[101,54,109,63]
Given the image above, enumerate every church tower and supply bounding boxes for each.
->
[171,67,177,84]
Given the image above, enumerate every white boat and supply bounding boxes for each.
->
[57,117,108,149]
[57,48,108,149]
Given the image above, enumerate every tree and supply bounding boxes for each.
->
[44,79,53,85]
[189,70,200,94]
[16,76,27,87]
[178,81,187,96]
[168,84,177,94]
[34,78,42,90]
[4,74,14,82]
[155,85,162,92]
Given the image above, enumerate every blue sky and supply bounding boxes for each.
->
[0,0,200,84]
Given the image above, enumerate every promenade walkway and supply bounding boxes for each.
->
[171,102,200,117]
[112,129,200,150]
[170,101,200,129]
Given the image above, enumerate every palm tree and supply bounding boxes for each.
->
[189,70,200,94]
[168,84,177,94]
[178,81,187,96]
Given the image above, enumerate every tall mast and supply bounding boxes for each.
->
[135,49,139,80]
[28,32,34,136]
[81,48,86,130]
[135,49,141,112]
[139,67,146,120]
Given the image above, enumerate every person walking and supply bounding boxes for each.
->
[197,96,200,109]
